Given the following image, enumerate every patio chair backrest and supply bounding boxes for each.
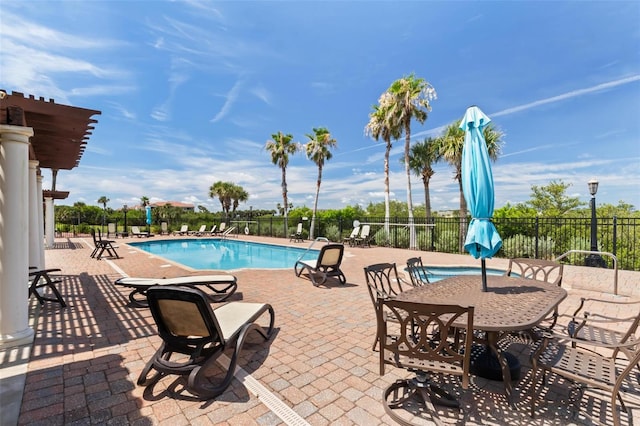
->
[147,285,223,347]
[406,256,429,286]
[348,226,360,238]
[359,224,370,238]
[161,222,168,234]
[506,258,563,287]
[90,228,100,247]
[317,244,344,268]
[107,222,117,237]
[378,299,474,389]
[364,263,406,303]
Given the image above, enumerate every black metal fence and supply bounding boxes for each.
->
[234,215,639,271]
[58,215,640,271]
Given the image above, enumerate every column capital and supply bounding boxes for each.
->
[0,124,34,141]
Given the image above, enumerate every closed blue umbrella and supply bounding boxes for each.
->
[145,205,152,231]
[460,105,502,291]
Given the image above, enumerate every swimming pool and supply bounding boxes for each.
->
[407,265,509,283]
[129,239,318,270]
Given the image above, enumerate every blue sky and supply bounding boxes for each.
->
[1,1,639,213]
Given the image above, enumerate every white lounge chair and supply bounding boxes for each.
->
[114,274,238,307]
[290,223,304,242]
[131,226,152,238]
[190,225,207,236]
[172,224,189,236]
[342,226,360,246]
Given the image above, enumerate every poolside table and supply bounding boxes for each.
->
[395,274,567,404]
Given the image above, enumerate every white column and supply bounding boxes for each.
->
[37,172,45,265]
[45,197,55,248]
[0,124,34,345]
[28,160,42,270]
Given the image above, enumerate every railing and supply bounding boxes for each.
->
[55,215,640,271]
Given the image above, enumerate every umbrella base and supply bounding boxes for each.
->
[471,345,521,381]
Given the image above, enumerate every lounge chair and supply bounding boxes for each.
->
[90,229,120,260]
[342,226,360,247]
[138,285,275,399]
[160,222,169,235]
[172,224,189,236]
[29,267,67,307]
[204,225,216,236]
[131,226,152,238]
[294,243,346,286]
[107,222,117,238]
[214,222,226,235]
[115,274,238,307]
[190,225,207,236]
[289,223,304,242]
[354,224,372,247]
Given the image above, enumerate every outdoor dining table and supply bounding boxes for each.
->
[394,274,567,403]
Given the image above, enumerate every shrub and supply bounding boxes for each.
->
[435,230,459,253]
[324,225,340,242]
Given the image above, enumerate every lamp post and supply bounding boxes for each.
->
[122,204,129,237]
[585,179,606,267]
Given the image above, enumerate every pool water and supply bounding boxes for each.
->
[408,265,509,283]
[129,239,318,270]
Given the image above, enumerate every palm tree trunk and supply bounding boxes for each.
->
[423,177,431,220]
[281,167,288,232]
[383,139,391,236]
[310,166,322,240]
[404,122,416,250]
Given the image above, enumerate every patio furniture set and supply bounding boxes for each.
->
[366,257,640,426]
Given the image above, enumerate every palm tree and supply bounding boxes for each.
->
[229,183,249,216]
[97,196,109,233]
[438,121,504,251]
[304,127,337,239]
[265,131,299,232]
[386,73,437,249]
[209,181,233,218]
[140,196,149,207]
[407,137,441,221]
[364,93,400,235]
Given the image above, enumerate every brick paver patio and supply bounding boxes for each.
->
[3,234,640,425]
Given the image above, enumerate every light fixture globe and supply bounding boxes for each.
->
[588,179,599,197]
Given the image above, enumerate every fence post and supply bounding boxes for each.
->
[535,216,539,259]
[613,215,617,257]
[430,217,436,251]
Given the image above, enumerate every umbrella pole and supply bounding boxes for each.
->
[481,258,488,292]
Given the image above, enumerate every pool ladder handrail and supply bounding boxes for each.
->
[295,237,329,262]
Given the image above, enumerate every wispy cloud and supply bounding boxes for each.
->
[251,85,271,105]
[500,142,581,159]
[492,75,640,118]
[211,79,243,122]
